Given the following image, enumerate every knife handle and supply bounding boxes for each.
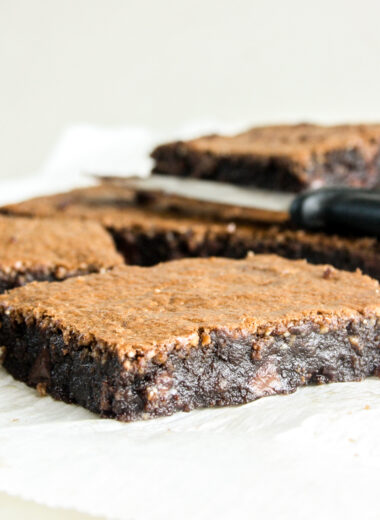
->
[290,187,380,237]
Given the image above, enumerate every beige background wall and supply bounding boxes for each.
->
[1,0,380,179]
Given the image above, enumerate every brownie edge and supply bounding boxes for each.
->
[1,313,380,421]
[0,255,379,421]
[0,215,123,293]
[152,124,380,191]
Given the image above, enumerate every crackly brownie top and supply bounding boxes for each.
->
[0,185,256,234]
[160,123,380,166]
[1,185,136,220]
[0,255,378,360]
[0,215,123,274]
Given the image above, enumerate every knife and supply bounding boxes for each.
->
[97,175,380,237]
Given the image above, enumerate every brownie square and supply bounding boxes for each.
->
[151,123,380,191]
[0,215,123,293]
[0,255,379,421]
[2,185,379,280]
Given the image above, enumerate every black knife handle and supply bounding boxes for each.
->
[290,187,380,237]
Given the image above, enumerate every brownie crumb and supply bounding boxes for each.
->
[322,266,336,279]
[36,382,47,397]
[0,345,6,365]
[201,332,211,346]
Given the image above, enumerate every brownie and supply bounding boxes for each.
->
[2,185,379,279]
[0,215,123,293]
[0,255,379,421]
[151,123,380,191]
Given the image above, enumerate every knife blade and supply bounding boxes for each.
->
[97,175,380,237]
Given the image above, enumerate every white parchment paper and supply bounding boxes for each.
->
[0,125,379,520]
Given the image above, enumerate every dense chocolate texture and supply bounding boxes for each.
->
[0,215,123,293]
[2,185,380,279]
[0,256,379,421]
[152,123,380,191]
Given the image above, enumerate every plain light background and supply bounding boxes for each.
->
[0,1,380,518]
[1,0,380,179]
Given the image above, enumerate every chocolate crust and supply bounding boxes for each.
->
[2,312,380,421]
[152,124,380,191]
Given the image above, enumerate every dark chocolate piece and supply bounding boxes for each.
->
[0,255,379,421]
[152,123,380,191]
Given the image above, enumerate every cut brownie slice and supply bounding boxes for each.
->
[2,185,379,279]
[0,215,123,293]
[152,123,380,191]
[0,255,379,421]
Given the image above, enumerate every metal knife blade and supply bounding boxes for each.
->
[97,174,295,222]
[96,174,380,237]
